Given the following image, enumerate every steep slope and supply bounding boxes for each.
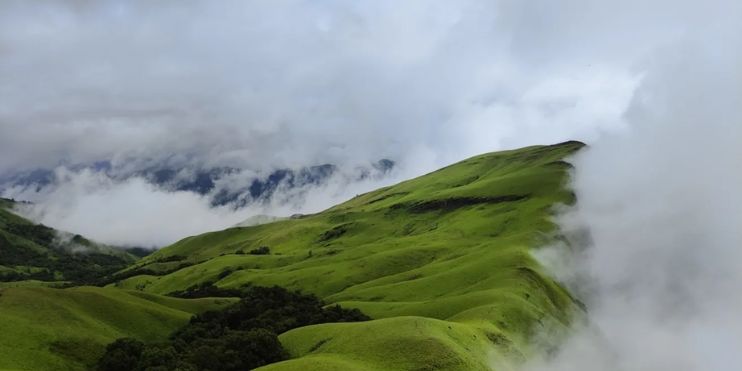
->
[0,198,137,283]
[114,141,585,370]
[0,286,234,370]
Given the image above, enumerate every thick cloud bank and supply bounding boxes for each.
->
[0,0,636,175]
[527,24,742,371]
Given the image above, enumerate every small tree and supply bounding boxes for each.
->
[97,338,143,371]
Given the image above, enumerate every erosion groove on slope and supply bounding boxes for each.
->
[392,195,529,213]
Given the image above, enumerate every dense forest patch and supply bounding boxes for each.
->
[97,285,369,371]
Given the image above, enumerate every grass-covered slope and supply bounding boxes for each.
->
[0,200,235,369]
[0,286,234,370]
[0,198,138,283]
[113,141,585,370]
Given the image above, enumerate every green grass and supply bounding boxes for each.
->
[262,316,519,371]
[0,279,69,289]
[0,286,235,370]
[111,141,585,370]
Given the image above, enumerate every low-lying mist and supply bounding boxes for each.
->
[8,168,399,247]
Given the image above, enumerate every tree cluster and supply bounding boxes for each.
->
[0,231,132,284]
[97,285,369,371]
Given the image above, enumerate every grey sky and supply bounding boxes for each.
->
[1,0,739,251]
[0,0,650,175]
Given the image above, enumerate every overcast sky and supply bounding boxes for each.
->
[0,0,738,248]
[0,0,653,175]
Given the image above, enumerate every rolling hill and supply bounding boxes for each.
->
[0,198,142,284]
[0,200,242,370]
[108,141,585,370]
[0,286,235,370]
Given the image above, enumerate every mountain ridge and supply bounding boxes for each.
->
[109,140,585,370]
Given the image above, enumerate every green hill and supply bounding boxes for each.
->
[110,141,585,370]
[0,286,235,370]
[0,201,239,370]
[0,198,139,283]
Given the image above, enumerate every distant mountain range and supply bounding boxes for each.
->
[0,159,395,208]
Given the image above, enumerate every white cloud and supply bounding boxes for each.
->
[9,169,250,247]
[6,165,399,246]
[526,32,742,371]
[0,0,641,175]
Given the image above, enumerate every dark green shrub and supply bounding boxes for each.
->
[248,246,270,255]
[96,338,144,371]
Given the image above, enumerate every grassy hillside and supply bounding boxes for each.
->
[0,286,235,370]
[0,201,235,370]
[0,198,138,283]
[112,141,585,370]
